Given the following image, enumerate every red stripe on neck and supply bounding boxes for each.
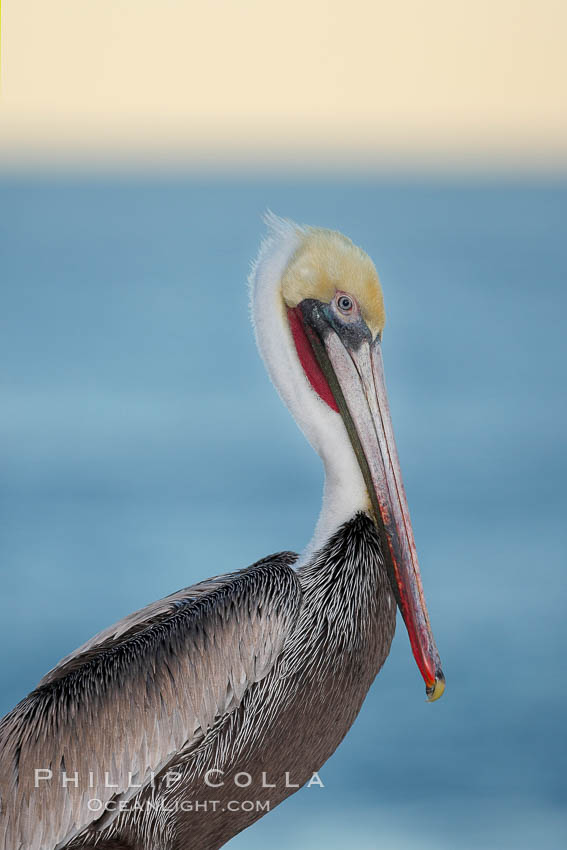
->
[287,306,339,413]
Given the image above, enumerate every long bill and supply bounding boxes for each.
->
[304,318,445,702]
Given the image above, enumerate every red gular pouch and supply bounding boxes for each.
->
[286,306,339,413]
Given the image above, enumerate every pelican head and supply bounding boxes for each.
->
[251,213,444,701]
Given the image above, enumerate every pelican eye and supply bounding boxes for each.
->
[337,294,354,314]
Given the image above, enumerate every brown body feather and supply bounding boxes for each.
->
[0,514,395,850]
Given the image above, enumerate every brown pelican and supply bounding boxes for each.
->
[0,215,444,850]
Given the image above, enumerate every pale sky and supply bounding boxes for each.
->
[1,0,566,169]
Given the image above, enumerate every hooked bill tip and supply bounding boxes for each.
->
[426,671,446,703]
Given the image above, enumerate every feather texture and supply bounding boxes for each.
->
[0,556,301,850]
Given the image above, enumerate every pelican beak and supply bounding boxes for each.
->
[290,301,445,701]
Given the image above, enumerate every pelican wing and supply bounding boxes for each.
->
[0,553,301,850]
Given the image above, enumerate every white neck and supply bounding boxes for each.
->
[249,214,369,564]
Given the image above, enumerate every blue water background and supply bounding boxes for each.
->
[0,175,565,848]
